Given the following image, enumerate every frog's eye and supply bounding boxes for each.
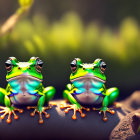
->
[100,61,106,73]
[5,60,12,72]
[35,58,43,72]
[70,59,77,73]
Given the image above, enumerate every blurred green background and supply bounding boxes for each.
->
[0,0,140,99]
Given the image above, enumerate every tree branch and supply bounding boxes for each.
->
[0,0,34,36]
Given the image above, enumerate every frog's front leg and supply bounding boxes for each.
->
[0,88,23,123]
[60,85,90,120]
[93,87,119,121]
[27,86,55,124]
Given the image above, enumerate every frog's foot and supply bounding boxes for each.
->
[27,105,52,124]
[0,106,23,124]
[60,103,90,120]
[93,107,115,122]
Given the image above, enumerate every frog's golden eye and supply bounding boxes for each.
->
[35,58,43,73]
[100,61,106,73]
[70,59,77,73]
[5,59,12,72]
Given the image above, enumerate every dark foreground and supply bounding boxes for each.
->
[0,91,140,140]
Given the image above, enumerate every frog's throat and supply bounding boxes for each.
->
[7,75,42,82]
[71,75,106,83]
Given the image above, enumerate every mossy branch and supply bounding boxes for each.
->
[0,0,34,36]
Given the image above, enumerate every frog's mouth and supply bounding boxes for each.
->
[7,74,42,82]
[71,73,106,83]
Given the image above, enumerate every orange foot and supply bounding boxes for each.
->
[93,107,115,121]
[27,106,52,124]
[0,106,23,123]
[60,103,90,120]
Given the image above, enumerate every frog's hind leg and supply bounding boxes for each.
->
[27,86,55,124]
[60,89,90,120]
[93,87,119,121]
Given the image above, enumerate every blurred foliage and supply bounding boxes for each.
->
[19,0,33,7]
[17,0,34,14]
[0,11,140,98]
[0,0,34,35]
[0,12,140,65]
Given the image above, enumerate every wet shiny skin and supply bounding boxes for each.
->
[61,58,119,121]
[73,78,104,104]
[0,57,55,124]
[9,76,41,105]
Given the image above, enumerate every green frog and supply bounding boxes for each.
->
[0,57,55,124]
[60,58,119,121]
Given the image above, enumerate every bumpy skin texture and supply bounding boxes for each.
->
[61,58,119,121]
[0,57,55,124]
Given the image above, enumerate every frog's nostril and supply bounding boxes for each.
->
[29,67,31,70]
[83,68,85,70]
[93,67,94,70]
[18,67,21,70]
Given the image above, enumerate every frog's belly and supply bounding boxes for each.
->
[10,92,39,105]
[73,78,104,104]
[75,91,103,104]
[8,75,41,105]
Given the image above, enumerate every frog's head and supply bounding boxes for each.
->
[70,58,106,83]
[5,57,43,83]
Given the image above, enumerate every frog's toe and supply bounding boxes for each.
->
[27,106,51,124]
[0,106,23,123]
[64,107,73,113]
[39,119,43,124]
[82,106,90,112]
[107,109,115,115]
[81,113,86,118]
[93,107,116,121]
[101,108,115,121]
[72,114,77,120]
[30,111,35,117]
[72,107,86,120]
[98,110,108,122]
[78,108,86,118]
[44,113,50,118]
[63,104,89,120]
[42,109,50,119]
[103,117,108,122]
[38,107,51,123]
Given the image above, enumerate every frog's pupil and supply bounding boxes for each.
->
[102,63,106,69]
[38,62,43,67]
[36,59,43,68]
[70,64,76,67]
[5,60,12,67]
[70,63,77,73]
[5,60,12,72]
[5,63,11,67]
